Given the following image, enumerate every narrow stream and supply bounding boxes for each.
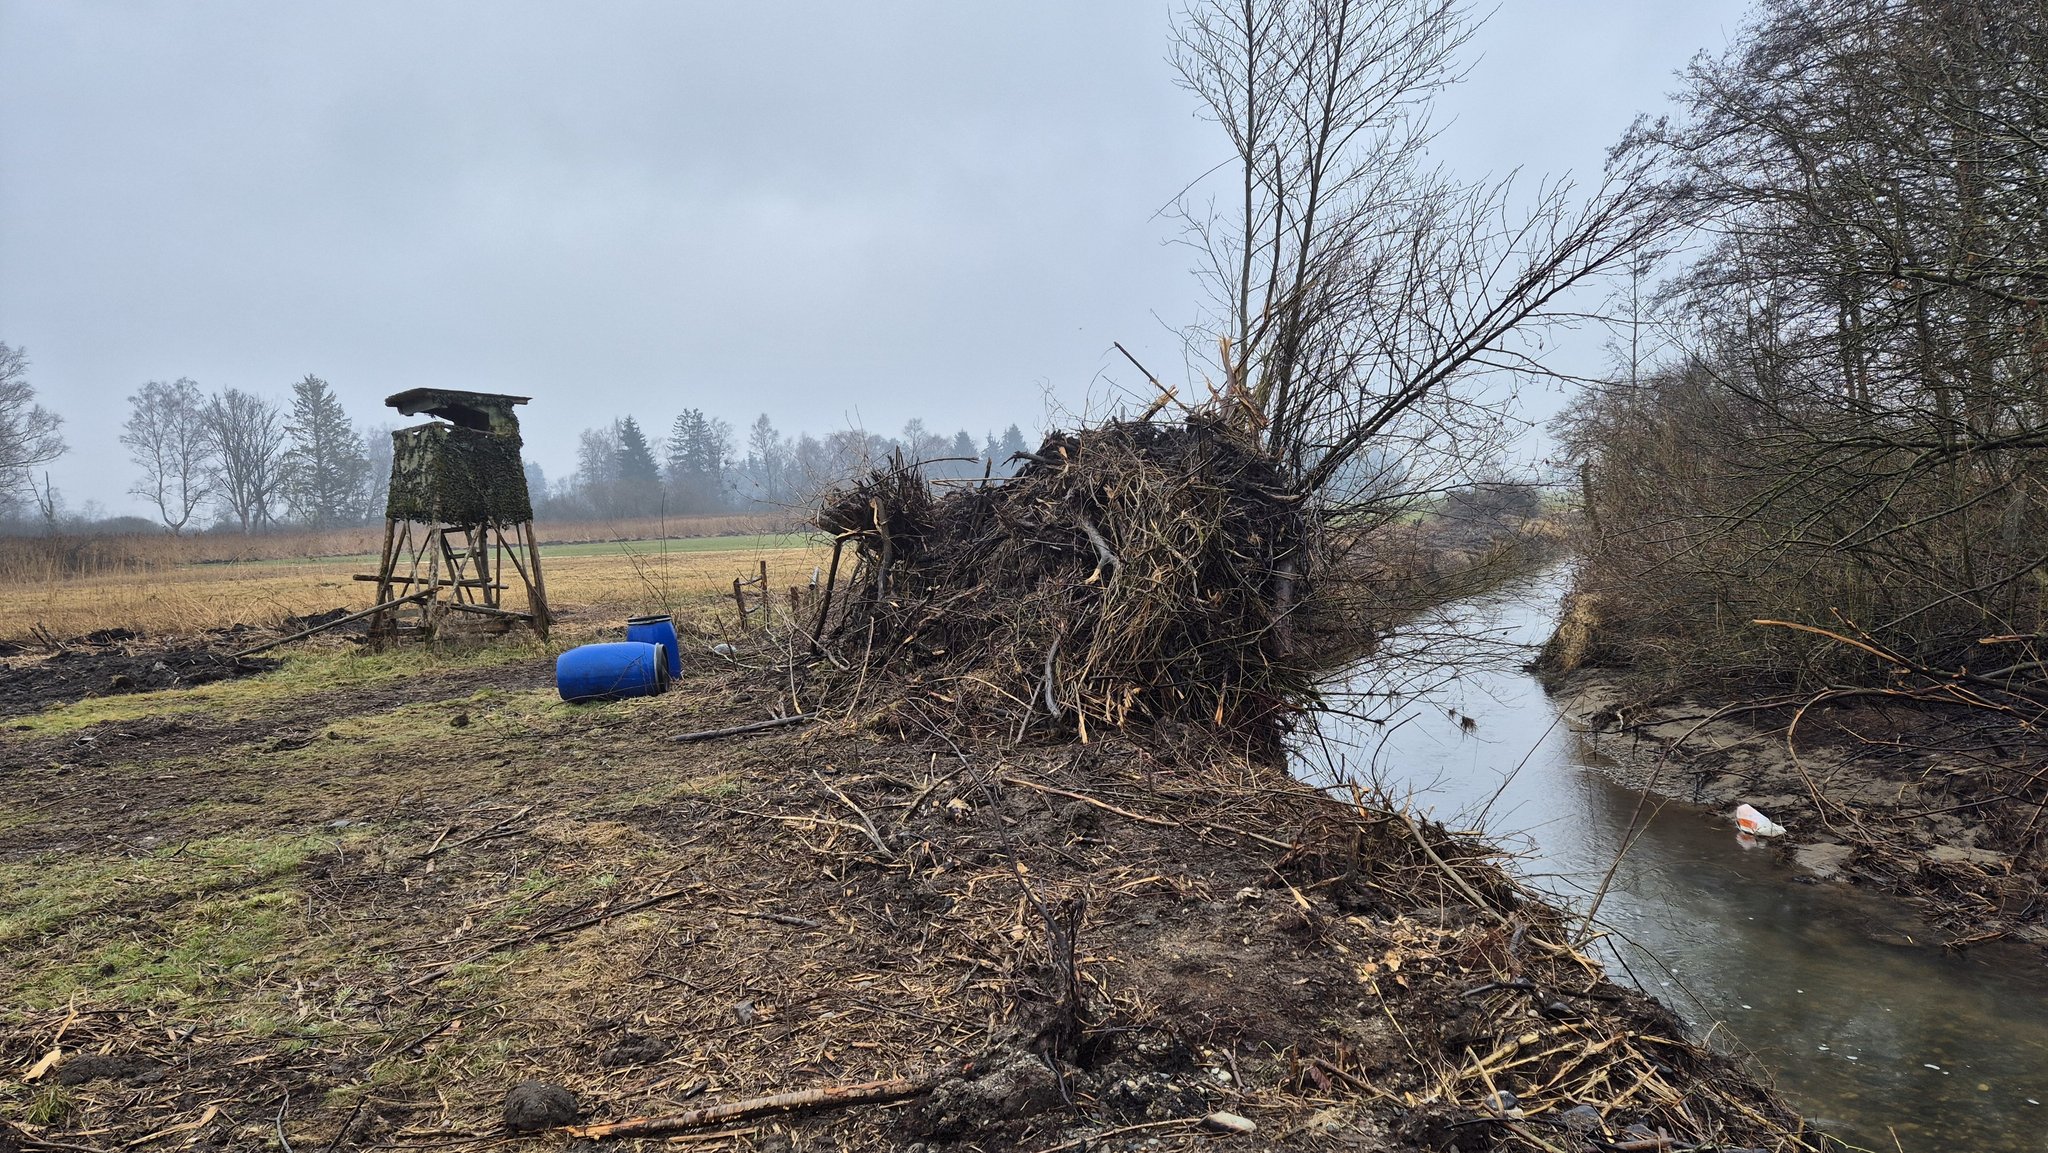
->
[1297,573,2048,1151]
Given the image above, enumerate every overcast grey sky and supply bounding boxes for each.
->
[0,1,1749,517]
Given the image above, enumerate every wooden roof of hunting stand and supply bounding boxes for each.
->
[385,388,531,438]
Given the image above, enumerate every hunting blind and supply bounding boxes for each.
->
[365,388,550,641]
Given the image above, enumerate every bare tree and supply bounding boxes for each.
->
[363,423,395,520]
[123,378,213,534]
[204,388,290,532]
[1165,0,1673,656]
[0,341,66,512]
[1170,0,1672,503]
[1559,0,2048,686]
[31,472,61,533]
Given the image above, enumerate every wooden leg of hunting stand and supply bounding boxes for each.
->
[369,518,400,639]
[521,520,551,638]
[422,526,445,640]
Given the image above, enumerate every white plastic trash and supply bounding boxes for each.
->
[1735,803,1786,837]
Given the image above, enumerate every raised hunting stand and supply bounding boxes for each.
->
[365,389,550,643]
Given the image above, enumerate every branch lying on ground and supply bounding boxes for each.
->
[561,1072,945,1139]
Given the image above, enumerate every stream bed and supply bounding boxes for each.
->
[1297,575,2048,1151]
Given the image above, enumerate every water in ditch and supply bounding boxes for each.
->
[1297,573,2048,1151]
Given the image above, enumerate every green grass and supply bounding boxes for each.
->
[0,832,332,1010]
[539,532,819,558]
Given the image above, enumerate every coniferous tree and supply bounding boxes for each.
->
[283,375,368,527]
[664,409,732,513]
[615,415,662,515]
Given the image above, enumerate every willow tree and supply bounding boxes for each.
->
[1171,0,1671,506]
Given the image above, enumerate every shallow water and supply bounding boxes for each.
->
[1298,574,2048,1151]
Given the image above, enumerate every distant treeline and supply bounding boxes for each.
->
[0,346,1029,536]
[540,414,1031,521]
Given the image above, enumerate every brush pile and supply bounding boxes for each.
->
[812,418,1317,749]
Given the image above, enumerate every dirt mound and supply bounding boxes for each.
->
[0,643,280,718]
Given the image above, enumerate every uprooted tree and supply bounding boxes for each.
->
[801,0,1671,755]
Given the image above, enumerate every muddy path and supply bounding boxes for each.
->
[1,648,1822,1152]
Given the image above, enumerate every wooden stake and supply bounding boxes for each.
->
[520,520,552,638]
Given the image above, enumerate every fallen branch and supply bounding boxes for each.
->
[419,806,532,860]
[674,714,815,743]
[1000,775,1177,828]
[811,772,894,858]
[233,592,430,657]
[1074,510,1119,585]
[407,884,697,987]
[720,908,824,929]
[526,884,700,943]
[1399,810,1510,927]
[561,1073,937,1138]
[1029,1117,1199,1153]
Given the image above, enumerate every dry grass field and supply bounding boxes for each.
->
[0,530,825,643]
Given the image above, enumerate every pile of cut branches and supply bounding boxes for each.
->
[810,418,1317,752]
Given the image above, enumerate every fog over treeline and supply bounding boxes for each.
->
[0,347,1027,535]
[1,3,1752,533]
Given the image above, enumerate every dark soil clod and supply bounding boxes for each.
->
[503,1080,579,1133]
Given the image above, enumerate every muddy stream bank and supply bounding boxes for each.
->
[1298,573,2048,1151]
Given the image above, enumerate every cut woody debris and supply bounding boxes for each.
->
[561,1072,941,1139]
[811,419,1317,753]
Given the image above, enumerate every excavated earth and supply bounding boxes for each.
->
[0,634,1831,1152]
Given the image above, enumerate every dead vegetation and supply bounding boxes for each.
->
[810,419,1318,756]
[0,513,788,583]
[1538,0,2048,949]
[0,631,1829,1152]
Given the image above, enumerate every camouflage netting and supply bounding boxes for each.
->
[386,423,533,525]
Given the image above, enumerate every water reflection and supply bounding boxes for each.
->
[1299,574,2048,1151]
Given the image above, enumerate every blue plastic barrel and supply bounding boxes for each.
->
[626,614,682,678]
[556,641,670,702]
